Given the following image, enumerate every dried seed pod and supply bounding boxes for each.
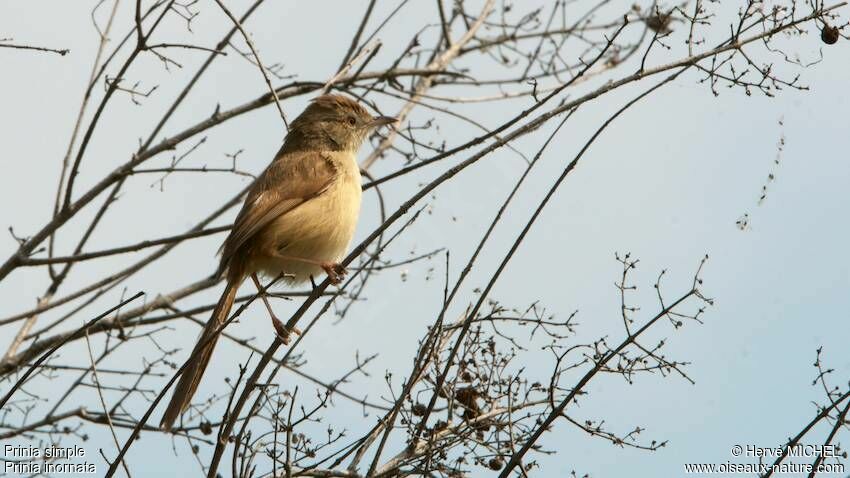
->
[822,24,840,45]
[472,417,491,431]
[454,387,481,417]
[199,420,213,435]
[645,13,672,34]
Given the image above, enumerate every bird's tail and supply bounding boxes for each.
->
[160,277,240,430]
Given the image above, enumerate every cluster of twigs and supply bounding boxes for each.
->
[762,348,850,477]
[1,0,847,477]
[208,253,711,477]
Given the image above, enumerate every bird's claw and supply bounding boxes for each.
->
[321,262,347,285]
[272,317,302,344]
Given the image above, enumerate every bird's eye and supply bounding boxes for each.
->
[347,116,357,126]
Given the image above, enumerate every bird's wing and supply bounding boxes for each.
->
[220,149,339,264]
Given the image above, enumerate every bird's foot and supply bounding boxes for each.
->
[272,317,302,344]
[321,262,347,285]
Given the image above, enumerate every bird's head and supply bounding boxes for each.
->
[284,94,396,153]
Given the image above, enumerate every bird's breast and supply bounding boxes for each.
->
[254,156,362,282]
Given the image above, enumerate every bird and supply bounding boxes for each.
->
[159,94,395,430]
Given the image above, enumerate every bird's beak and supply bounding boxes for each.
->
[369,116,397,128]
